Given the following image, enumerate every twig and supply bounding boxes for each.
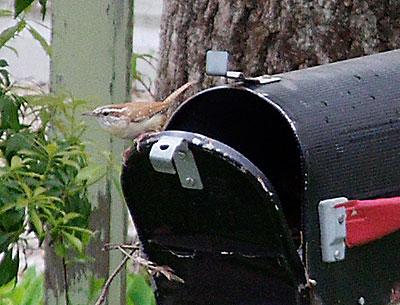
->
[140,56,157,70]
[135,77,155,99]
[103,242,139,251]
[94,250,133,305]
[95,243,185,305]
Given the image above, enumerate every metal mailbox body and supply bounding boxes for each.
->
[122,50,400,305]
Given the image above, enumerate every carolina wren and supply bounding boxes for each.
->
[83,81,195,139]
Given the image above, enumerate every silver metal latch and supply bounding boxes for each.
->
[149,136,203,190]
[318,197,348,263]
[205,50,280,85]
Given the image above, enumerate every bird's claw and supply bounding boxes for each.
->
[135,132,158,152]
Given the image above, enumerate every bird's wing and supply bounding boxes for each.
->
[162,81,197,117]
[128,101,170,122]
[126,81,196,122]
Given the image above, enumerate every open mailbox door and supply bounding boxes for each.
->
[121,130,307,305]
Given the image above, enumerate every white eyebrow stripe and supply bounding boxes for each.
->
[102,107,127,113]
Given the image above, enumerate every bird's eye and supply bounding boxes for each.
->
[103,112,110,116]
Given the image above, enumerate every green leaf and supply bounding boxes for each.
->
[27,26,51,56]
[25,271,44,305]
[131,52,157,80]
[0,275,15,296]
[0,20,26,48]
[0,249,19,286]
[72,98,87,108]
[45,143,58,156]
[131,56,138,79]
[0,232,20,253]
[0,59,8,67]
[0,202,18,215]
[39,195,63,205]
[76,164,106,185]
[63,231,83,253]
[4,134,37,164]
[10,155,23,169]
[0,9,13,17]
[29,208,43,239]
[0,167,7,178]
[23,94,66,107]
[0,68,10,87]
[8,267,44,305]
[87,276,105,304]
[3,45,19,56]
[17,180,32,198]
[39,0,47,20]
[18,148,42,158]
[127,273,156,305]
[33,187,46,197]
[62,159,81,171]
[61,212,81,224]
[54,242,67,257]
[0,95,23,132]
[18,171,44,180]
[61,226,92,236]
[14,0,35,18]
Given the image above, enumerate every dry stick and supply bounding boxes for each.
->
[94,250,133,305]
[95,243,184,305]
[103,243,139,251]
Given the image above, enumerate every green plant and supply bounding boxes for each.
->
[131,52,157,98]
[0,74,104,283]
[0,266,156,305]
[0,267,44,305]
[127,273,156,305]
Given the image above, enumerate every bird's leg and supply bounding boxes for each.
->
[122,133,149,164]
[122,146,134,164]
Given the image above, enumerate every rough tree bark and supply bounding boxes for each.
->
[156,0,400,98]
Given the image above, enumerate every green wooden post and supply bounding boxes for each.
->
[47,1,133,304]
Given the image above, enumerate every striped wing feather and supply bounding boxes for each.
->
[127,101,170,122]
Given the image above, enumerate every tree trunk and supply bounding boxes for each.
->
[156,0,400,98]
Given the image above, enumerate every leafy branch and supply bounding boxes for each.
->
[0,1,51,59]
[0,84,103,286]
[131,52,157,98]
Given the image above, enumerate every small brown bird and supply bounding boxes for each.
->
[83,81,195,139]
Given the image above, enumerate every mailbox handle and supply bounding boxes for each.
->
[336,197,400,247]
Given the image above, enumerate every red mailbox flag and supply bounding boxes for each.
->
[337,197,400,247]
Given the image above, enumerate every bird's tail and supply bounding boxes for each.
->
[163,81,197,117]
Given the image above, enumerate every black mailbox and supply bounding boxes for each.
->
[121,50,400,305]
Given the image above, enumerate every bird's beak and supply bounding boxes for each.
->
[82,111,94,116]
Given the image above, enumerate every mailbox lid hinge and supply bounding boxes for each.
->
[149,135,203,190]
